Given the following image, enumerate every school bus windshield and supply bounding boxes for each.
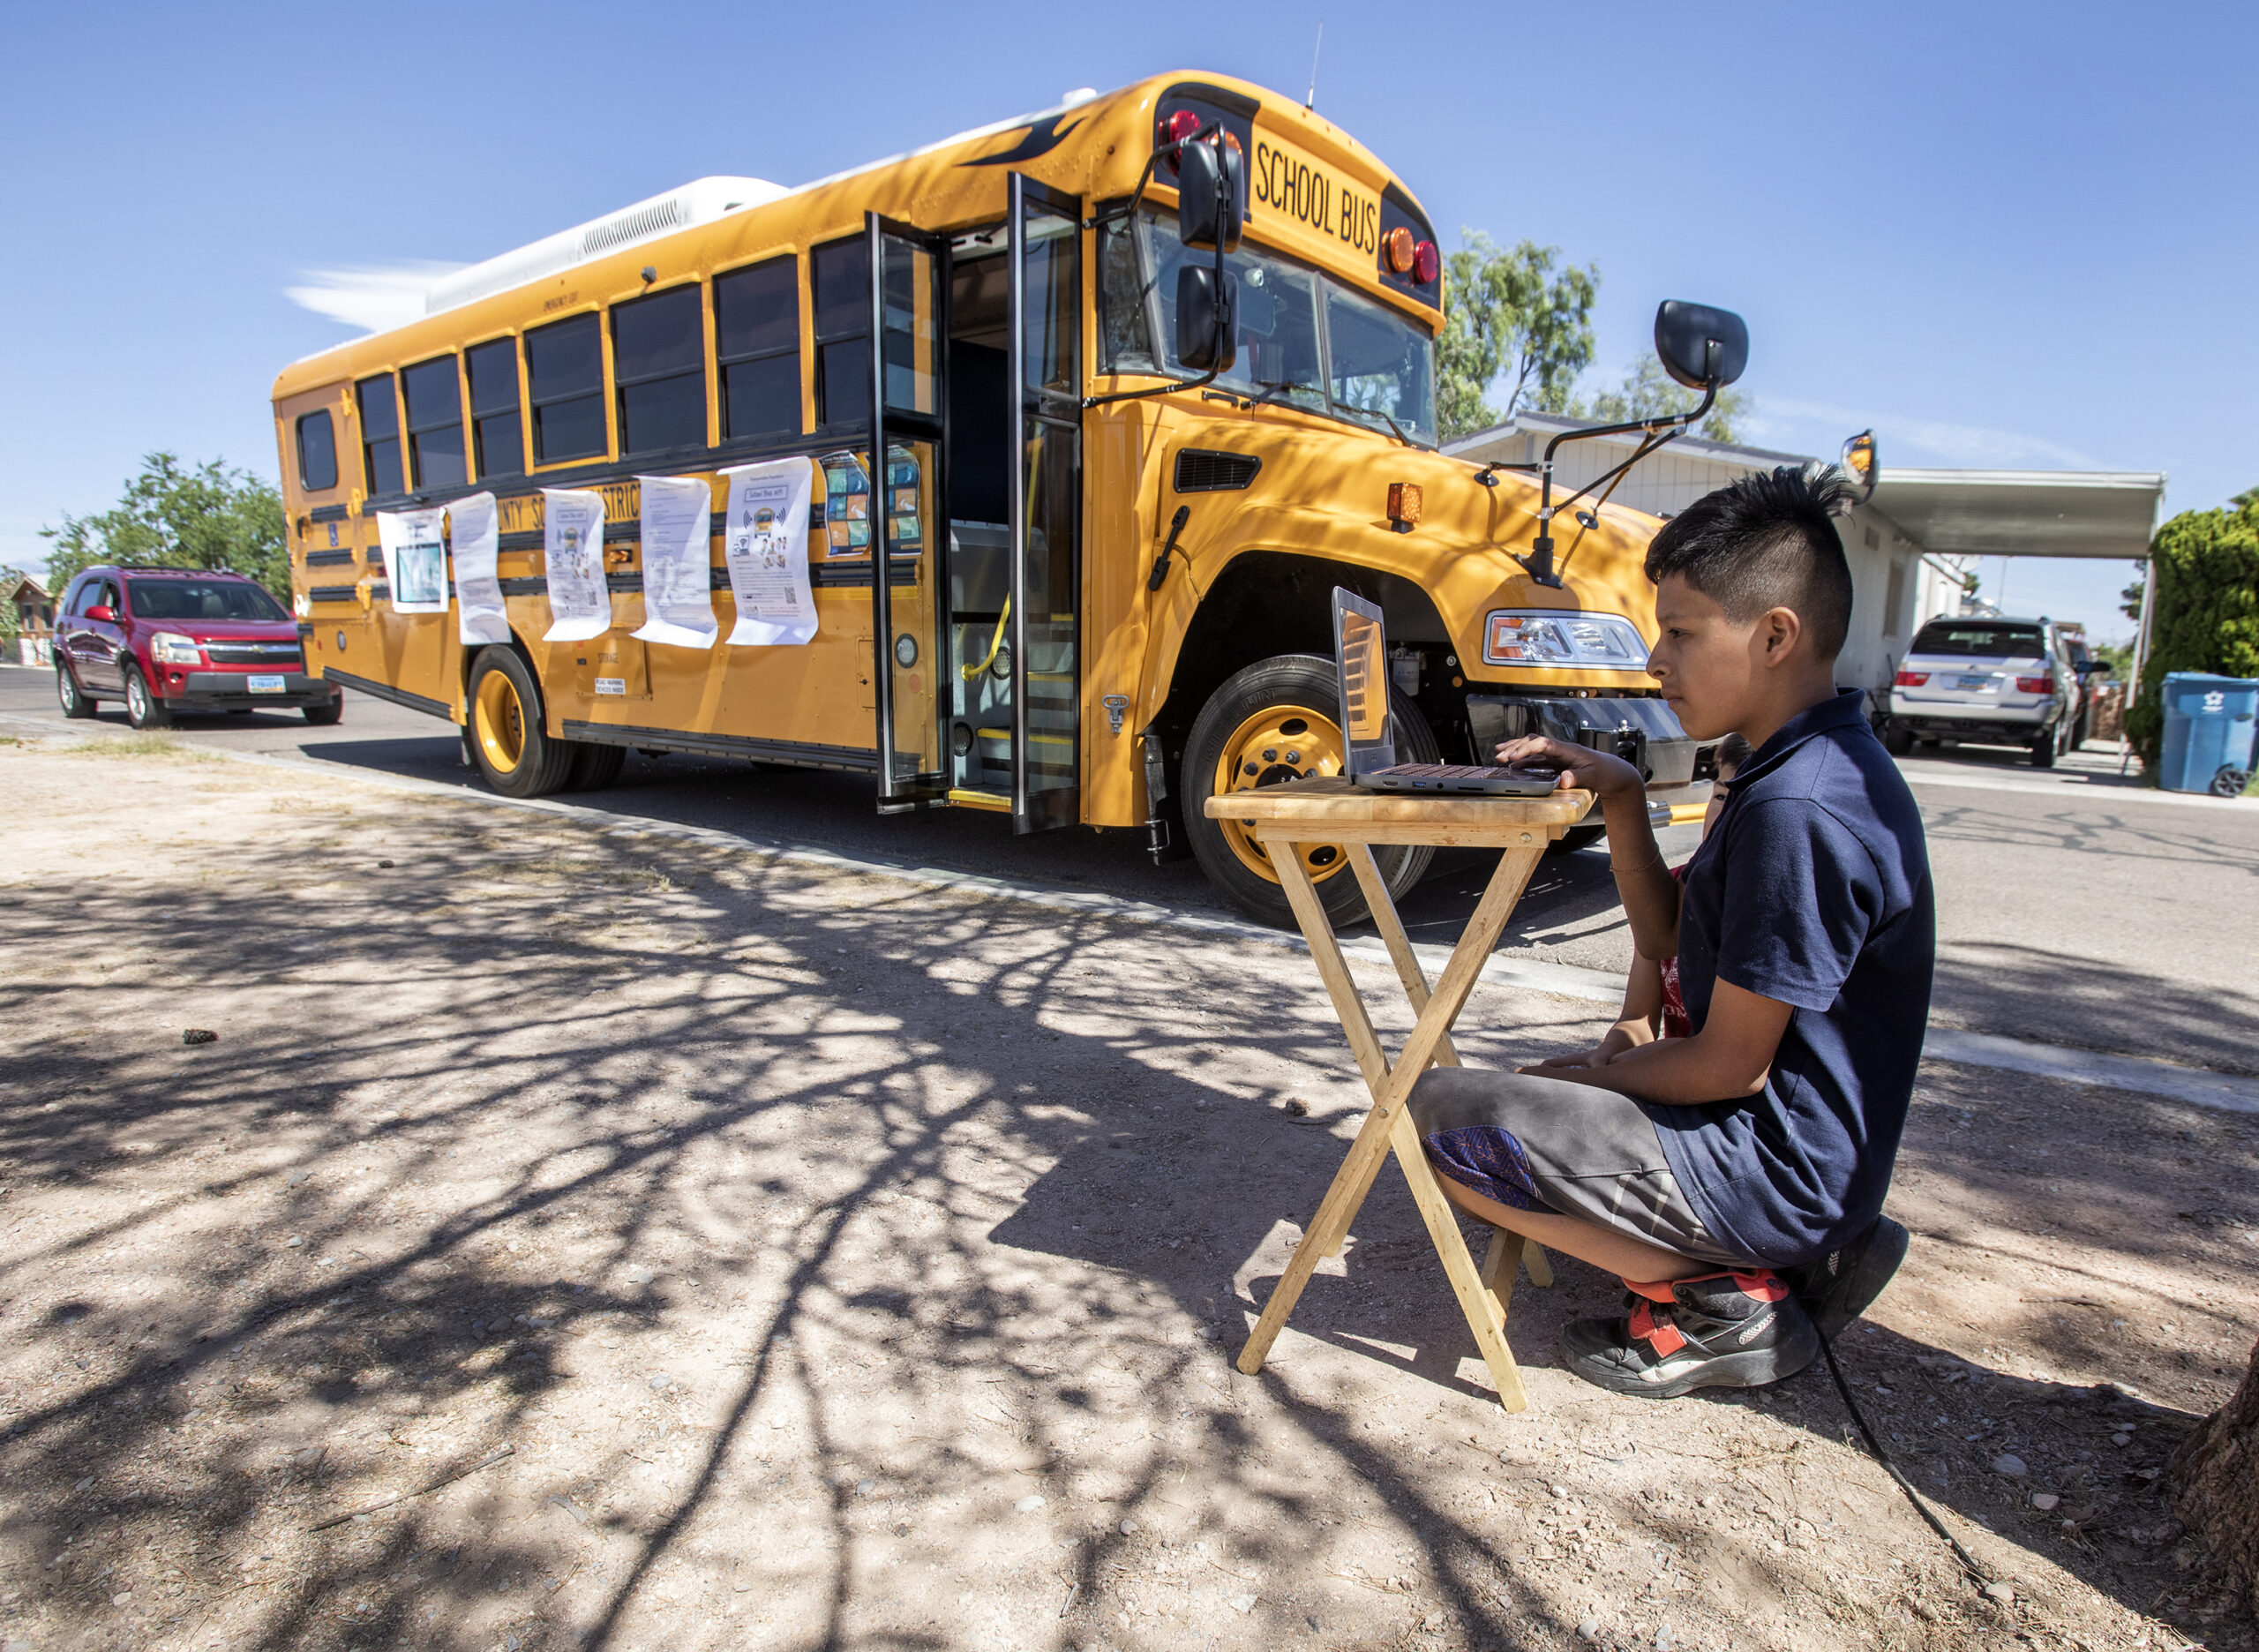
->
[1099,209,1437,445]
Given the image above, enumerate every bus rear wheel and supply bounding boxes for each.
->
[468,647,574,798]
[1182,653,1437,929]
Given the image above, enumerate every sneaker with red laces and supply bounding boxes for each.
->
[1560,1270,1820,1399]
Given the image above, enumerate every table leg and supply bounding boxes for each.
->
[1236,847,1397,1376]
[1522,1236,1555,1289]
[1346,844,1460,1070]
[1480,1227,1519,1329]
[1346,839,1555,1288]
[1391,1108,1530,1412]
[1237,842,1544,1386]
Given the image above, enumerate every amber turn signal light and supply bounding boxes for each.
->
[1385,225,1416,274]
[1387,482,1422,532]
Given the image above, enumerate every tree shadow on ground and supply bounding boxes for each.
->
[1,754,2252,1652]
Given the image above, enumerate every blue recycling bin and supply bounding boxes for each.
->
[2158,672,2259,796]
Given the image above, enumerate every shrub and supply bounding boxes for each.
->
[2126,490,2259,771]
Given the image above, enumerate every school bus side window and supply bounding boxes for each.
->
[612,285,707,455]
[810,238,870,429]
[402,356,468,488]
[525,314,607,464]
[466,338,524,479]
[296,409,339,492]
[356,374,403,496]
[715,257,801,440]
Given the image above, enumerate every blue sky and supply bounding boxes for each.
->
[7,1,2253,642]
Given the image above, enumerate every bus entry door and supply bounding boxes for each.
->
[1006,173,1082,833]
[863,214,949,809]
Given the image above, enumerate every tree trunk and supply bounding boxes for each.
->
[2169,1333,2259,1625]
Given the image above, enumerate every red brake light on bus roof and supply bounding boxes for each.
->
[1412,239,1440,285]
[1159,109,1203,172]
[1384,226,1415,274]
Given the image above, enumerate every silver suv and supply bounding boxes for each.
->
[1883,617,2088,768]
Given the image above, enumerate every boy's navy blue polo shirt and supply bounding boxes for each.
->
[1651,688,1935,1265]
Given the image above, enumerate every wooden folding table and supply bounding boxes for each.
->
[1207,776,1595,1413]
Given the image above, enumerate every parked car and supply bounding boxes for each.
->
[52,566,341,729]
[1882,616,2098,767]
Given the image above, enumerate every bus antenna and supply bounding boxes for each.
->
[1305,24,1324,109]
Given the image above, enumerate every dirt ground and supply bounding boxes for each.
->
[1,733,2254,1652]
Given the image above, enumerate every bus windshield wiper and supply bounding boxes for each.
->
[1340,402,1421,448]
[1246,379,1321,411]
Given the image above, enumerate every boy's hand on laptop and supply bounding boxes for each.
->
[1492,735,1643,804]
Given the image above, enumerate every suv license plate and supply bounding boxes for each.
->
[1956,673,1992,689]
[247,673,285,694]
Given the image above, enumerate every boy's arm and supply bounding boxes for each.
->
[1495,735,1680,957]
[1540,980,1792,1106]
[1520,958,1662,1073]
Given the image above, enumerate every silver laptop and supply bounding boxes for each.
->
[1334,588,1563,797]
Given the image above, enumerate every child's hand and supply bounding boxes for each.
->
[1518,1024,1641,1077]
[1519,1042,1618,1076]
[1518,1052,1602,1075]
[1492,735,1644,804]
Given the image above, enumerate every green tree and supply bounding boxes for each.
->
[2122,488,2259,771]
[1574,357,1749,445]
[41,454,287,599]
[1437,232,1600,442]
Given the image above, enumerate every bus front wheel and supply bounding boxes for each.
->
[468,648,574,798]
[1182,653,1437,930]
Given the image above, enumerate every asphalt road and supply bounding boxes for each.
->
[8,662,2255,1071]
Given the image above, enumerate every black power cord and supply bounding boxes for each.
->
[1815,1329,1995,1588]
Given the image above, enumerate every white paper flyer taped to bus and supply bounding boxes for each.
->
[720,457,817,647]
[448,492,511,647]
[541,488,611,643]
[377,507,450,615]
[633,474,720,650]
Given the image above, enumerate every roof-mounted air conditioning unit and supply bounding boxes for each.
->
[424,176,787,317]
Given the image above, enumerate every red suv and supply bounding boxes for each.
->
[53,567,342,729]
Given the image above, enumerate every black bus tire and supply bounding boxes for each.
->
[467,647,573,798]
[565,740,627,792]
[1182,653,1437,929]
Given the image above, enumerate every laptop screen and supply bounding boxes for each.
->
[1332,587,1396,777]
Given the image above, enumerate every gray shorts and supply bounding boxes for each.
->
[1407,1067,1752,1268]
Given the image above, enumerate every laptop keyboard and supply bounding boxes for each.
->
[1371,763,1517,778]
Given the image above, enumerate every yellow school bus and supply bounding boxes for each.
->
[271,71,1719,927]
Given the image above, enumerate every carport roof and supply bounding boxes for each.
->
[1871,468,2166,559]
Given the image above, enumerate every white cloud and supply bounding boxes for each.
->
[284,261,466,334]
[1745,395,2098,470]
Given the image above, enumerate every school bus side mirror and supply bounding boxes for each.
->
[1654,300,1749,390]
[1839,429,1879,500]
[1176,139,1245,254]
[1176,267,1238,372]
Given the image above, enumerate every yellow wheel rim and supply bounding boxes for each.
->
[1212,702,1348,886]
[475,670,526,775]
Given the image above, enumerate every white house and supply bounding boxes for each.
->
[1444,410,2165,699]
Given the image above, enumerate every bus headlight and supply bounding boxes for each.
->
[150,633,204,666]
[1482,610,1649,669]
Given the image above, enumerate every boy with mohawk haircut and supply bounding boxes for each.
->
[1411,466,1932,1397]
